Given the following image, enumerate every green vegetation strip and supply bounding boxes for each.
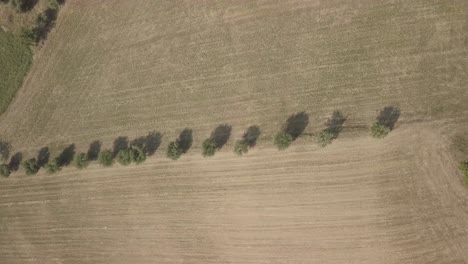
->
[0,31,32,114]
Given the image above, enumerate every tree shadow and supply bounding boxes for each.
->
[131,136,146,149]
[131,132,162,156]
[0,141,10,161]
[146,131,162,155]
[285,112,309,140]
[243,125,261,147]
[37,147,50,167]
[377,106,400,130]
[18,0,38,12]
[57,144,75,167]
[211,124,232,149]
[176,128,193,153]
[325,111,347,138]
[113,136,129,157]
[8,152,22,172]
[87,140,101,161]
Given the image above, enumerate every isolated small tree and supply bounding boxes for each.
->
[116,149,132,166]
[317,130,334,147]
[202,138,217,157]
[370,123,390,139]
[234,140,249,156]
[0,163,11,177]
[23,158,39,175]
[45,159,61,174]
[98,149,114,167]
[130,145,146,164]
[460,161,468,183]
[274,132,293,150]
[167,141,182,160]
[74,153,89,169]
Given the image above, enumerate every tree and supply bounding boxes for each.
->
[74,153,89,169]
[316,130,334,147]
[130,145,146,164]
[116,149,132,166]
[319,111,346,147]
[234,140,249,156]
[23,158,39,175]
[274,132,293,150]
[0,163,11,177]
[371,107,400,139]
[370,123,390,139]
[202,138,216,157]
[45,159,61,174]
[98,149,114,167]
[167,141,182,160]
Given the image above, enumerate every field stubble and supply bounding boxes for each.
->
[0,0,467,263]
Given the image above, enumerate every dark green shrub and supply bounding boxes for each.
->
[202,138,216,157]
[370,123,390,139]
[460,161,468,183]
[23,158,39,175]
[74,153,89,169]
[234,140,249,156]
[98,149,114,167]
[0,163,11,177]
[116,149,132,166]
[317,130,334,147]
[274,132,293,150]
[45,159,61,174]
[167,141,182,160]
[130,145,146,164]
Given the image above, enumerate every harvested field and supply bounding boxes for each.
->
[0,0,468,263]
[1,125,468,263]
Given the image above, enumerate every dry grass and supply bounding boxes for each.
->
[0,0,467,263]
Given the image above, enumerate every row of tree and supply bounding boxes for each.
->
[0,107,401,177]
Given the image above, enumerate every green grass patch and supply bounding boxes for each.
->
[0,31,32,114]
[460,161,468,184]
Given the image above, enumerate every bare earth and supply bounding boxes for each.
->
[1,0,468,263]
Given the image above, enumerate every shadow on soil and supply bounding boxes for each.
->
[37,147,50,167]
[57,144,75,167]
[87,140,101,161]
[285,112,309,140]
[112,136,129,157]
[243,125,261,147]
[325,111,347,138]
[176,128,193,153]
[131,131,162,156]
[8,152,22,172]
[377,106,400,130]
[211,124,232,149]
